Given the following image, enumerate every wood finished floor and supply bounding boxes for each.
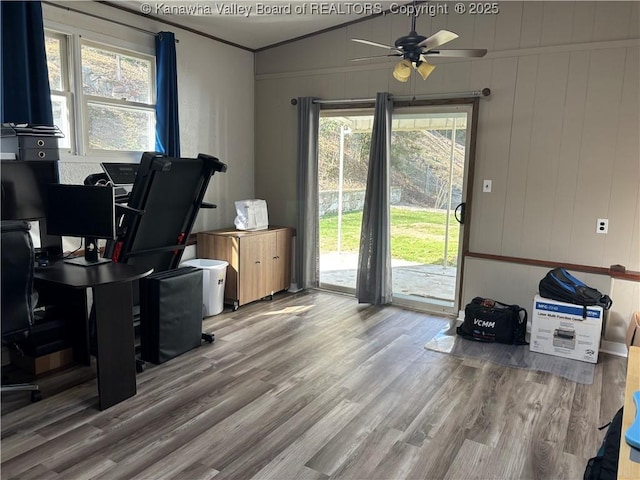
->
[1,290,627,480]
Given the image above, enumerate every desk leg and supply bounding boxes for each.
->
[71,288,91,366]
[93,281,137,410]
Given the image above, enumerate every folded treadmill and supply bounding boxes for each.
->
[106,151,227,272]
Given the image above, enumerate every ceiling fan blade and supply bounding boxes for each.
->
[425,49,488,58]
[351,54,402,62]
[352,38,397,50]
[418,30,459,50]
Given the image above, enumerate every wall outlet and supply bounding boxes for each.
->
[483,180,492,193]
[596,218,608,234]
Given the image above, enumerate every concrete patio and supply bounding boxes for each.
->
[319,252,457,304]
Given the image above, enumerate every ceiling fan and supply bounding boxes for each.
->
[351,1,487,82]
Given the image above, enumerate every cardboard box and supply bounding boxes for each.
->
[10,348,74,376]
[626,311,640,350]
[530,295,603,363]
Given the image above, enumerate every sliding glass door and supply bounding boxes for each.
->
[317,112,373,291]
[389,107,471,313]
[317,105,474,314]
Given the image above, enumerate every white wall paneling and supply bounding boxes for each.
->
[540,2,575,47]
[570,48,626,267]
[520,53,570,260]
[472,57,519,254]
[592,1,633,42]
[602,47,640,269]
[493,1,524,51]
[550,50,590,262]
[501,55,538,258]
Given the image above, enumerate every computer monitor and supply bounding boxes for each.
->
[1,160,59,221]
[46,185,116,267]
[101,162,139,186]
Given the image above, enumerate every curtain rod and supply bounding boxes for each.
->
[42,1,179,42]
[290,89,491,105]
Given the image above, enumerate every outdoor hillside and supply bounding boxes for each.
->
[318,117,465,211]
[45,36,153,151]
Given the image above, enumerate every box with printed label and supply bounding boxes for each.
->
[529,294,603,363]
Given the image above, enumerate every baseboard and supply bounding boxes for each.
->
[600,340,629,358]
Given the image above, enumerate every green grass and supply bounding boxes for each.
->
[319,207,460,265]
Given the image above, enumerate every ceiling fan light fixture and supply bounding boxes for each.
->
[414,60,435,80]
[392,59,412,82]
[350,1,487,80]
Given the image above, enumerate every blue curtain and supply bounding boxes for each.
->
[1,1,53,125]
[155,31,180,157]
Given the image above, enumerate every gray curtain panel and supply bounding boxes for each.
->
[356,92,393,305]
[295,97,320,290]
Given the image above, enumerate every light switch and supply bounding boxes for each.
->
[483,180,492,193]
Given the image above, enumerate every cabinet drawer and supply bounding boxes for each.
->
[20,148,59,161]
[19,136,59,149]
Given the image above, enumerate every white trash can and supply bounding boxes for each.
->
[180,259,228,316]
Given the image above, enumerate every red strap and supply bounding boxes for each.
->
[112,241,123,262]
[173,232,186,256]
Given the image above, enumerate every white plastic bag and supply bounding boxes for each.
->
[234,199,269,231]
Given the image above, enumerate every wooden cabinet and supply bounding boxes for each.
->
[197,226,293,310]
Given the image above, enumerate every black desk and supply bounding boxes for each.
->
[34,261,152,410]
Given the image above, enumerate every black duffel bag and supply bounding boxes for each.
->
[457,297,528,345]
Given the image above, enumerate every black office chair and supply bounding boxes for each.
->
[1,220,42,402]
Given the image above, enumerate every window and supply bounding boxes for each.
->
[44,32,72,150]
[80,41,155,152]
[44,31,156,154]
